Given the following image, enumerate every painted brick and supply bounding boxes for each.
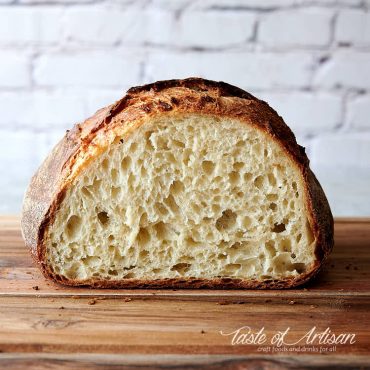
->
[86,89,125,117]
[0,7,62,44]
[0,91,86,129]
[0,52,30,88]
[146,52,314,90]
[192,0,298,9]
[336,9,370,46]
[259,9,332,48]
[258,92,342,136]
[347,95,370,130]
[311,133,370,169]
[121,9,176,45]
[65,7,127,45]
[314,52,370,89]
[177,11,256,47]
[34,52,142,88]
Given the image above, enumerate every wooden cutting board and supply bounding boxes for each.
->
[0,216,369,369]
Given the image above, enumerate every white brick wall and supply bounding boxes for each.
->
[0,0,369,216]
[146,52,314,89]
[0,52,30,88]
[259,9,333,48]
[336,9,370,46]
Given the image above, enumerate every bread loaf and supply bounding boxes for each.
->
[21,78,334,289]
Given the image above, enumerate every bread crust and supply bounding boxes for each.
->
[21,78,334,289]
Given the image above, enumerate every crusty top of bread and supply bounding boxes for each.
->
[21,78,334,289]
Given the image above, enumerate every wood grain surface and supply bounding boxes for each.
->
[0,216,369,369]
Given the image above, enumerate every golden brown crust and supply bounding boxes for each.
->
[21,77,334,289]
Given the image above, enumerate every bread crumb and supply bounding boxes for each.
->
[201,330,205,334]
[32,286,39,290]
[59,306,65,310]
[88,299,96,305]
[123,298,132,302]
[289,300,295,305]
[310,305,317,309]
[217,300,230,305]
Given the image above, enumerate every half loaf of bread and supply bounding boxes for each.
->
[22,78,334,289]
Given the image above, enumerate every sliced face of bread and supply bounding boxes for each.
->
[21,78,333,288]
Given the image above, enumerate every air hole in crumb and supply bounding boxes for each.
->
[233,162,244,171]
[267,194,278,201]
[244,172,252,182]
[163,194,179,213]
[254,175,264,190]
[170,180,184,195]
[166,152,176,164]
[172,139,185,148]
[229,171,239,185]
[272,222,286,233]
[97,211,109,226]
[216,209,237,231]
[185,237,200,247]
[296,233,302,243]
[137,227,150,246]
[212,203,220,213]
[291,253,296,259]
[81,186,93,198]
[183,149,191,166]
[111,186,120,199]
[202,160,215,175]
[140,212,148,226]
[265,240,277,257]
[124,265,136,271]
[242,216,252,229]
[268,173,276,186]
[82,256,101,268]
[252,143,262,156]
[111,168,118,183]
[66,215,82,239]
[269,203,277,211]
[223,263,241,274]
[121,157,131,171]
[171,263,191,274]
[129,142,138,152]
[293,263,306,273]
[155,202,169,216]
[101,158,109,171]
[280,238,291,252]
[191,203,201,213]
[154,222,168,239]
[139,250,149,259]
